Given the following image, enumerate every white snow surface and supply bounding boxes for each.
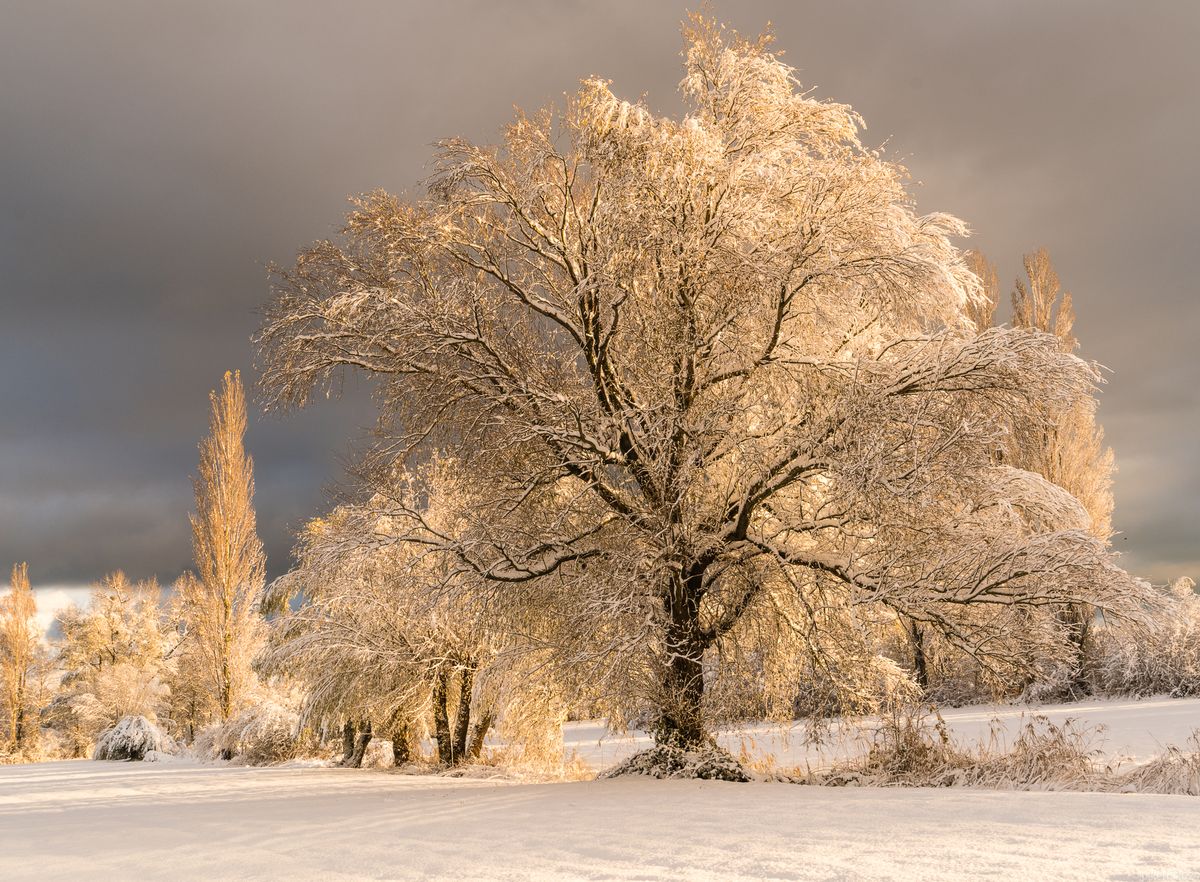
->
[3,697,1199,881]
[566,695,1200,771]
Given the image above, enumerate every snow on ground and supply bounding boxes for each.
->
[3,697,1199,881]
[567,695,1200,771]
[4,761,1199,881]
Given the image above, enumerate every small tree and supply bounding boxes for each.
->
[1,563,45,754]
[47,572,169,755]
[262,460,544,767]
[176,370,266,723]
[260,14,1142,747]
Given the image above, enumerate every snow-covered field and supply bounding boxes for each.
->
[3,698,1199,881]
[567,695,1200,770]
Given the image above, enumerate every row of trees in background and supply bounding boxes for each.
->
[1,15,1194,768]
[2,372,269,761]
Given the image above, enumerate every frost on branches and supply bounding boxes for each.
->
[259,14,1146,749]
[44,572,171,757]
[93,715,170,761]
[260,459,570,769]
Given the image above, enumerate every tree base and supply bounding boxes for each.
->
[600,744,750,782]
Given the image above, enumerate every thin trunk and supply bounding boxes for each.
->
[468,710,494,760]
[346,719,372,768]
[390,721,411,766]
[909,621,929,691]
[341,720,355,764]
[451,664,475,762]
[221,595,233,720]
[432,670,453,764]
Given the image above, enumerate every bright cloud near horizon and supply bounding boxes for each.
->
[1,584,92,642]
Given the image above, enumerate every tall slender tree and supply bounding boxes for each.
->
[1008,248,1114,540]
[1,563,43,752]
[177,371,266,722]
[1008,249,1115,687]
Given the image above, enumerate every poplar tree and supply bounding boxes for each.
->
[177,371,266,721]
[1,563,43,752]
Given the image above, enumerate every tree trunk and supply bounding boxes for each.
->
[655,574,709,748]
[432,670,453,764]
[909,621,929,691]
[1060,603,1092,694]
[346,719,372,768]
[221,596,234,720]
[451,664,475,762]
[341,720,356,765]
[390,721,411,766]
[468,710,494,760]
[11,672,27,749]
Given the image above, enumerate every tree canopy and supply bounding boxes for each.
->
[259,14,1142,746]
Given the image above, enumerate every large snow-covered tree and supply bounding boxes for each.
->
[902,247,1117,697]
[176,370,266,723]
[259,15,1141,746]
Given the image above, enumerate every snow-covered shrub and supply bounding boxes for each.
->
[190,723,221,760]
[195,700,299,765]
[141,749,179,763]
[924,668,992,707]
[93,715,170,761]
[601,744,750,782]
[1090,578,1200,697]
[1020,663,1087,705]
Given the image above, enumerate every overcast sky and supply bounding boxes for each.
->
[2,0,1197,597]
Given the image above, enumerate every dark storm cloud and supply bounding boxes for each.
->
[1,0,1196,587]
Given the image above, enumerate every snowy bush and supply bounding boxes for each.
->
[1020,663,1086,705]
[195,701,300,765]
[1090,578,1200,698]
[93,715,170,761]
[601,745,750,782]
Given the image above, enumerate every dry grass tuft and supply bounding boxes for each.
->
[793,705,1110,791]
